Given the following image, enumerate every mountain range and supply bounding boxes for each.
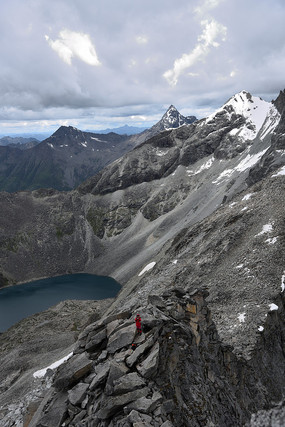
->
[0,105,196,192]
[0,89,285,425]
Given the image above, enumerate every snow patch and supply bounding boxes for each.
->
[172,259,178,264]
[156,149,169,156]
[265,237,278,245]
[47,143,54,149]
[269,303,278,311]
[188,157,215,176]
[238,313,246,323]
[33,352,73,378]
[81,141,88,148]
[272,166,285,177]
[258,326,264,332]
[138,262,156,276]
[235,149,268,172]
[242,193,253,201]
[256,223,273,236]
[235,264,244,269]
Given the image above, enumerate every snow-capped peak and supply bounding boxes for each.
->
[161,105,196,130]
[206,90,274,141]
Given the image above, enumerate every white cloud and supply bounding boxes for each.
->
[195,0,225,16]
[163,19,227,86]
[45,29,101,66]
[136,35,148,44]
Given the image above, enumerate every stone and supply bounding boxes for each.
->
[113,372,146,395]
[107,319,123,337]
[126,335,156,368]
[85,328,107,352]
[126,391,162,414]
[97,387,150,419]
[89,362,110,391]
[136,342,160,378]
[54,353,93,391]
[161,421,174,427]
[127,410,153,425]
[29,391,68,427]
[105,361,129,395]
[72,409,87,424]
[107,324,137,354]
[68,382,89,406]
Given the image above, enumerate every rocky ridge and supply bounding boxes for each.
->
[4,286,284,427]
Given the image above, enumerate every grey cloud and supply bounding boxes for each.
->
[0,0,285,133]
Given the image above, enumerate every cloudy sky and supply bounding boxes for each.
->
[1,0,285,135]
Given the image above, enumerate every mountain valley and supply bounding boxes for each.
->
[0,90,285,426]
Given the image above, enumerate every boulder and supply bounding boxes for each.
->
[107,324,136,354]
[112,372,146,395]
[127,409,153,425]
[97,387,150,420]
[54,353,93,391]
[136,342,160,378]
[89,362,110,391]
[85,328,107,352]
[29,391,68,427]
[68,382,89,406]
[126,391,162,414]
[126,335,156,368]
[105,361,129,395]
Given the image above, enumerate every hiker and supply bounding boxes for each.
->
[135,314,142,334]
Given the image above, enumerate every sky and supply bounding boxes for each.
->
[1,0,285,135]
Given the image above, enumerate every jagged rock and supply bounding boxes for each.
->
[127,409,153,425]
[161,421,174,427]
[85,328,107,352]
[89,362,110,391]
[71,409,87,424]
[96,387,150,419]
[29,390,68,427]
[105,361,129,395]
[107,323,136,354]
[68,382,89,406]
[136,342,160,378]
[112,372,146,395]
[107,319,123,337]
[126,333,157,368]
[54,353,93,391]
[126,390,163,414]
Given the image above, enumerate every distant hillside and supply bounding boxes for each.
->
[87,124,148,135]
[0,106,196,192]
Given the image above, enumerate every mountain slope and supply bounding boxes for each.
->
[0,89,285,426]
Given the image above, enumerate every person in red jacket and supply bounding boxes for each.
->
[135,314,142,335]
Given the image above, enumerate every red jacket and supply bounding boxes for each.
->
[135,315,141,328]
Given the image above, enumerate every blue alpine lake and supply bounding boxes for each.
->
[0,273,121,332]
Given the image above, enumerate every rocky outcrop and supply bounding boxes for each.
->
[23,287,285,426]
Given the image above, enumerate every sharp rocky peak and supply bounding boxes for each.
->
[161,105,196,130]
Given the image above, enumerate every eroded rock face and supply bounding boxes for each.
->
[23,287,285,427]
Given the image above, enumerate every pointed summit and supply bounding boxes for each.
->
[206,90,273,141]
[160,105,196,130]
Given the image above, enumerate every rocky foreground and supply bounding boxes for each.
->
[2,286,282,426]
